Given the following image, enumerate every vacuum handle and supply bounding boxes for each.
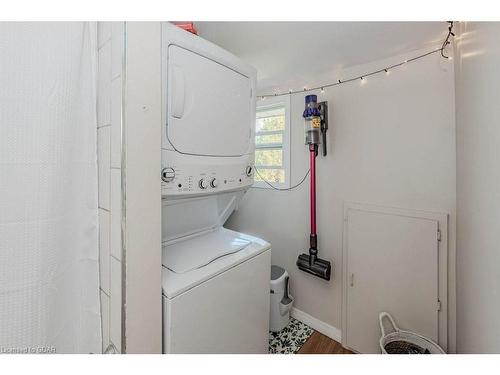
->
[319,101,328,157]
[322,130,327,157]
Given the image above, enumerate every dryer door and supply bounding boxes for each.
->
[167,45,253,157]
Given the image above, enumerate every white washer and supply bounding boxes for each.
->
[162,228,271,353]
[160,24,270,353]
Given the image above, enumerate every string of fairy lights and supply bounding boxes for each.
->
[254,22,455,191]
[257,21,455,100]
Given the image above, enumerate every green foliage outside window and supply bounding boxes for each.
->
[255,105,286,185]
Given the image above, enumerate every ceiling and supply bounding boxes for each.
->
[195,22,447,92]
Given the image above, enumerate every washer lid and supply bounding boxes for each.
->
[162,228,271,299]
[162,228,271,298]
[163,228,251,274]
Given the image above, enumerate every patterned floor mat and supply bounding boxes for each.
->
[269,318,314,354]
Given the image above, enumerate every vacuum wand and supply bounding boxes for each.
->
[296,95,332,281]
[309,144,318,264]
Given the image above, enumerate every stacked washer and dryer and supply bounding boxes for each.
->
[160,23,271,353]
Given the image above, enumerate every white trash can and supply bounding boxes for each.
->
[270,265,294,332]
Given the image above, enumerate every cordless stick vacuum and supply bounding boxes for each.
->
[296,95,332,281]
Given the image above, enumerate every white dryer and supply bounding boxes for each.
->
[161,22,256,198]
[160,23,270,353]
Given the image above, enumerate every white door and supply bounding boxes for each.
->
[166,45,252,157]
[344,208,440,353]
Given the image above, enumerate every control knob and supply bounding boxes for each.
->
[210,178,218,188]
[161,167,175,183]
[245,165,253,177]
[199,178,209,189]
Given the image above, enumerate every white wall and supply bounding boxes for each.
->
[122,22,163,354]
[98,21,163,354]
[454,22,500,353]
[97,21,124,353]
[226,48,457,351]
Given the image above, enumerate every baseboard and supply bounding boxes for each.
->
[291,307,342,343]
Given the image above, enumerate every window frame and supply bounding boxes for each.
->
[253,95,291,189]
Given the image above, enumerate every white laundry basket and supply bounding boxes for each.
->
[379,312,445,354]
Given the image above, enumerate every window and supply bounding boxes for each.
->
[253,96,290,189]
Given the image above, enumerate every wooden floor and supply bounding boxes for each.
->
[297,332,354,354]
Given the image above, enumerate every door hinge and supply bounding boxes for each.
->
[437,229,442,242]
[437,299,442,311]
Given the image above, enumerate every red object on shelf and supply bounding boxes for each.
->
[172,22,198,35]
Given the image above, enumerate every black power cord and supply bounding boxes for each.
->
[254,167,310,191]
[441,21,455,59]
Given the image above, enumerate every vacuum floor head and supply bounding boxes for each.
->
[296,253,331,281]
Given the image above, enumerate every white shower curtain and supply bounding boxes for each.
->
[0,22,101,353]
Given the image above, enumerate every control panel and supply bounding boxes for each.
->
[161,149,254,198]
[162,165,254,195]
